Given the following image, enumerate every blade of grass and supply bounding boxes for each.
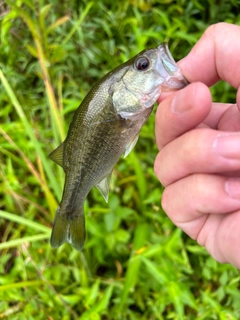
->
[0,69,61,199]
[0,210,50,233]
[47,15,70,34]
[10,5,66,144]
[34,38,65,144]
[62,2,94,45]
[0,234,50,250]
[80,284,114,319]
[0,280,60,291]
[141,256,168,285]
[118,223,149,311]
[128,151,146,201]
[0,126,58,214]
[94,284,114,313]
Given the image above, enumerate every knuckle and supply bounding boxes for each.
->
[188,173,212,212]
[190,174,206,195]
[181,128,213,161]
[161,188,172,215]
[204,22,226,38]
[154,154,165,186]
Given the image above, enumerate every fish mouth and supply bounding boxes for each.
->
[156,43,189,91]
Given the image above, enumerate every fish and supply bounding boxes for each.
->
[49,43,188,251]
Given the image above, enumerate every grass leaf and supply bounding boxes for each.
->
[0,210,50,233]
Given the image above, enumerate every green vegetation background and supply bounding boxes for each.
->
[0,0,240,319]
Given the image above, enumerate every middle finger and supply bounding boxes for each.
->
[154,128,240,186]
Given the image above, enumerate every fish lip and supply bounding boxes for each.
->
[156,43,189,90]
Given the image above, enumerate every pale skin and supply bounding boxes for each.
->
[154,22,240,269]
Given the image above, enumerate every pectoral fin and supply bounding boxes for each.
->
[124,135,139,158]
[95,172,112,203]
[49,142,64,168]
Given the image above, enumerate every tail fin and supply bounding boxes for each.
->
[50,206,85,251]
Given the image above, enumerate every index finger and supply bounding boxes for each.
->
[178,22,240,88]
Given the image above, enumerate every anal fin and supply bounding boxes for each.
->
[95,171,112,203]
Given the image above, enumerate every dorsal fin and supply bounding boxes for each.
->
[49,142,64,168]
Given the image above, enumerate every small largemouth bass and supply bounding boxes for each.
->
[49,43,187,251]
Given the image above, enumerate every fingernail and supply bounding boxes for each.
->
[225,178,240,199]
[171,89,191,115]
[213,134,240,159]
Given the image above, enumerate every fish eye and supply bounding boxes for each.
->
[134,56,150,71]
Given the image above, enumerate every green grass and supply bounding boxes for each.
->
[0,0,240,319]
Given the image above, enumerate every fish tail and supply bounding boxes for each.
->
[50,206,85,251]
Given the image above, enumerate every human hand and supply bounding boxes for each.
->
[154,22,240,269]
